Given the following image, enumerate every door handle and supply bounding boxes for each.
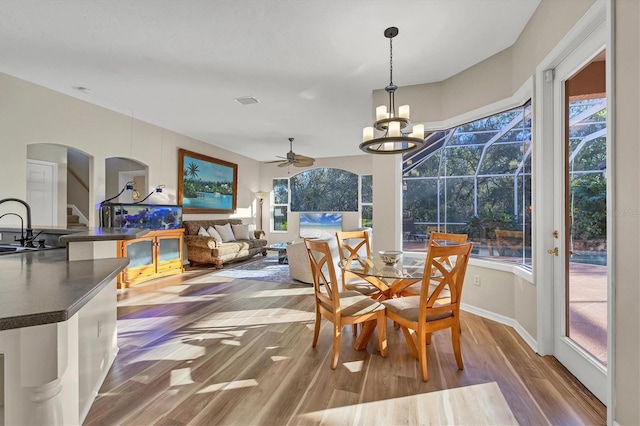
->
[547,247,558,256]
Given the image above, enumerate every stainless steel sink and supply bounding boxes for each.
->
[0,244,61,255]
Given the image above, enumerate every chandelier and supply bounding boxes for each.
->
[360,27,426,154]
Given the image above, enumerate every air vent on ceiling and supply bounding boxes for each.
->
[234,96,260,105]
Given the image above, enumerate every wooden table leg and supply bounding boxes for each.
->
[353,320,377,350]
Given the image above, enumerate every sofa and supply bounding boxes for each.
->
[183,219,268,268]
[286,227,372,284]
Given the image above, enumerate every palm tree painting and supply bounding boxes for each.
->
[178,148,238,213]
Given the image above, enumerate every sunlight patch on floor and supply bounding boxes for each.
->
[342,360,365,373]
[196,379,259,394]
[271,355,291,362]
[294,382,517,425]
[170,367,194,386]
[246,287,315,298]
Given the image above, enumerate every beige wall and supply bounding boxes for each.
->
[613,0,640,423]
[374,0,598,125]
[0,73,263,227]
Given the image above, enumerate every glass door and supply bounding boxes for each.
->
[552,24,608,404]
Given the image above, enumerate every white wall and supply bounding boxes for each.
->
[0,73,262,227]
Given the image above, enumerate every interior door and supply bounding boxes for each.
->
[551,24,608,404]
[26,159,57,227]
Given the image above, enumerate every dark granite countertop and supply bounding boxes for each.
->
[0,248,129,330]
[59,227,150,243]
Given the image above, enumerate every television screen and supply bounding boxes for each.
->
[299,213,343,239]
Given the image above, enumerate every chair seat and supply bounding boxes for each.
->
[319,290,385,317]
[344,277,380,295]
[382,296,452,323]
[402,281,451,299]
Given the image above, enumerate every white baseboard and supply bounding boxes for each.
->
[461,303,538,353]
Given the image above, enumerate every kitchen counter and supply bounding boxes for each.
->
[59,227,149,243]
[0,229,137,425]
[0,248,128,330]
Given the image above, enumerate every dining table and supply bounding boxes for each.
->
[340,253,427,300]
[339,253,428,350]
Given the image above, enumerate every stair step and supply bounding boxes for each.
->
[67,207,73,215]
[67,223,87,229]
[67,214,80,224]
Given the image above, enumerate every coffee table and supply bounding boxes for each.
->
[266,243,289,264]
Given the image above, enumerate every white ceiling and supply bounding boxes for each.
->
[0,0,540,162]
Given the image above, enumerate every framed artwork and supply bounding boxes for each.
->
[178,148,238,213]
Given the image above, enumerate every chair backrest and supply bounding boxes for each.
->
[336,230,371,261]
[419,242,473,321]
[429,231,468,245]
[336,230,371,289]
[305,238,340,312]
[495,229,524,256]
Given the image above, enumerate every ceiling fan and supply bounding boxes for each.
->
[266,137,315,168]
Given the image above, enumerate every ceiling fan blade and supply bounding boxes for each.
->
[293,160,314,167]
[277,161,292,168]
[293,154,314,161]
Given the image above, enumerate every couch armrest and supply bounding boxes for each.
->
[183,235,218,249]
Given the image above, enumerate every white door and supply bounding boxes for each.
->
[550,23,608,404]
[26,159,57,227]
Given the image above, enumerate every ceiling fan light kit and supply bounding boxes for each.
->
[266,137,315,168]
[360,27,426,155]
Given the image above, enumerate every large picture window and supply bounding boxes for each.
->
[272,169,371,231]
[402,101,532,266]
[290,168,358,212]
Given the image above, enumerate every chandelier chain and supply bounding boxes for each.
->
[389,36,393,86]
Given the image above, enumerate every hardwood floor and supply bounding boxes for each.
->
[84,265,606,425]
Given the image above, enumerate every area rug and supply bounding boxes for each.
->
[209,254,302,284]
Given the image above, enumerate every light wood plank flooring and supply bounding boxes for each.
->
[84,265,606,425]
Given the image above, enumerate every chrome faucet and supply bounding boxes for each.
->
[0,198,35,247]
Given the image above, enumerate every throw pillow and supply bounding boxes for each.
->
[247,223,256,240]
[232,224,251,240]
[215,223,236,242]
[197,226,209,237]
[206,226,223,243]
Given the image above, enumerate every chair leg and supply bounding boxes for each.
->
[312,308,321,348]
[331,323,341,369]
[418,330,428,382]
[452,326,464,370]
[426,332,432,345]
[352,324,358,336]
[376,312,387,357]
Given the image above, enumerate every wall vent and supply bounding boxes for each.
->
[234,96,260,105]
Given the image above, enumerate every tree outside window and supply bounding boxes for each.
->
[402,101,533,266]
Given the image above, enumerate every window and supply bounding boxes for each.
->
[272,178,288,231]
[361,175,372,228]
[402,101,532,266]
[290,168,358,212]
[272,169,371,231]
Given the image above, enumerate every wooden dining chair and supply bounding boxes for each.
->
[399,231,468,298]
[304,238,387,369]
[335,230,380,297]
[382,242,472,381]
[495,229,524,256]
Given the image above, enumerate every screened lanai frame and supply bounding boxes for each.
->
[402,101,533,265]
[402,96,608,267]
